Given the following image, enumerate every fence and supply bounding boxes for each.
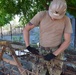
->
[0,26,24,41]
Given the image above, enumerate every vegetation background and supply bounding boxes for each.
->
[0,0,76,27]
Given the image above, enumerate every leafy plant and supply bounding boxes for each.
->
[0,0,76,27]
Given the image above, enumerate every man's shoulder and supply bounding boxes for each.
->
[38,10,47,16]
[37,11,47,20]
[62,15,71,23]
[39,10,47,13]
[64,15,70,20]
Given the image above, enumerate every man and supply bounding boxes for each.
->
[23,0,73,75]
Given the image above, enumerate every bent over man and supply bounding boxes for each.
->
[23,0,73,75]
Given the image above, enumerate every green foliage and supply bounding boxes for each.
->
[0,13,12,27]
[66,0,76,17]
[0,0,76,27]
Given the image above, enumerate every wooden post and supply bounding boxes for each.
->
[1,27,3,39]
[0,46,6,60]
[10,23,12,40]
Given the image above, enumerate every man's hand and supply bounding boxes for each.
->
[43,53,56,61]
[26,46,39,55]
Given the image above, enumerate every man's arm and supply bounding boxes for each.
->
[23,23,35,47]
[23,23,39,55]
[53,33,71,56]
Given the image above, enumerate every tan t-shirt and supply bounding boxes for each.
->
[30,11,73,47]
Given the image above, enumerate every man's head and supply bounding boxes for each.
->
[49,0,67,19]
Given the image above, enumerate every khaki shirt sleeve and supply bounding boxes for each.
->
[30,12,41,26]
[64,16,73,33]
[30,11,45,26]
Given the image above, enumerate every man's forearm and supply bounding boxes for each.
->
[23,28,30,47]
[53,40,70,56]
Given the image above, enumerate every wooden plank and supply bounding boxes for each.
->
[0,41,9,46]
[0,46,6,60]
